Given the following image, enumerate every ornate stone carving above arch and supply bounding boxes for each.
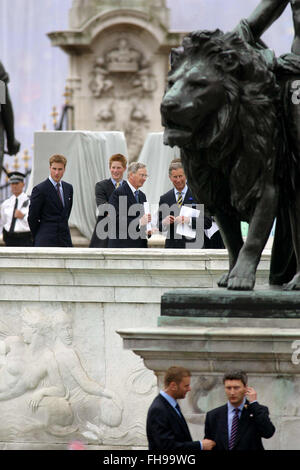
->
[48,0,186,161]
[88,34,156,159]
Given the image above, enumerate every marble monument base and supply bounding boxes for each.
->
[119,288,300,450]
[0,247,244,450]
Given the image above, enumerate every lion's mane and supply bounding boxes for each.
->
[170,29,282,217]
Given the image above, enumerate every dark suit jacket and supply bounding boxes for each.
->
[158,187,212,249]
[28,178,73,247]
[108,181,147,248]
[146,394,201,452]
[204,401,275,451]
[89,178,115,248]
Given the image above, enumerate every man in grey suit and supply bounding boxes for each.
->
[108,162,151,248]
[89,153,127,247]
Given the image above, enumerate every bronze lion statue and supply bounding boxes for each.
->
[161,28,286,290]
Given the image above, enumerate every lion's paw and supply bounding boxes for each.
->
[227,275,255,291]
[217,273,230,287]
[283,273,300,291]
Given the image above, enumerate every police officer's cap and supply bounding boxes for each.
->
[8,172,25,184]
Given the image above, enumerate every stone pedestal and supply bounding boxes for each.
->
[0,247,244,449]
[119,288,300,450]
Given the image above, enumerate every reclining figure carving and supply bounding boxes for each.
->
[161,26,291,290]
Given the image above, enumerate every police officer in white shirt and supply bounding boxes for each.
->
[1,172,32,246]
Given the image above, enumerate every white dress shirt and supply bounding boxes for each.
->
[1,192,30,233]
[227,398,246,438]
[127,180,139,197]
[174,184,188,203]
[111,178,123,188]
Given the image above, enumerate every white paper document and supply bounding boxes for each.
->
[176,206,200,239]
[143,202,152,232]
[205,221,219,239]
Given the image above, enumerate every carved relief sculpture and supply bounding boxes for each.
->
[0,309,74,437]
[51,310,123,430]
[0,307,123,443]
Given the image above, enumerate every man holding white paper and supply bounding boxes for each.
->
[158,159,212,249]
[108,162,151,248]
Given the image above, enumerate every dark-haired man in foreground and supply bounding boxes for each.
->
[204,370,275,450]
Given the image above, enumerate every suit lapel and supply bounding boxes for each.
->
[175,403,192,438]
[169,189,176,205]
[159,395,192,439]
[124,181,139,206]
[183,187,194,205]
[220,404,229,450]
[107,179,115,197]
[46,179,63,209]
[61,181,71,209]
[139,190,146,207]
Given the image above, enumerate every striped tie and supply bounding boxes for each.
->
[177,192,183,207]
[229,407,240,450]
[115,182,120,188]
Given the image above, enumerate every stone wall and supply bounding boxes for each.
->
[0,247,258,450]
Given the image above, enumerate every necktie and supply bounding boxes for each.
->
[229,407,240,450]
[115,182,120,189]
[175,403,183,419]
[134,190,139,202]
[56,182,63,205]
[9,197,18,233]
[177,192,183,207]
